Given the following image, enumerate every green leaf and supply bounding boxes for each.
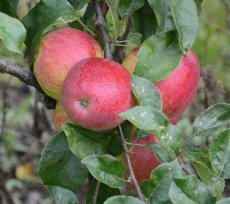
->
[118,0,145,19]
[182,145,212,169]
[182,145,224,199]
[192,161,225,200]
[106,0,126,41]
[63,124,107,159]
[120,106,168,136]
[141,160,184,198]
[0,0,18,17]
[39,131,88,192]
[210,129,230,178]
[131,3,157,40]
[46,185,78,204]
[169,176,216,204]
[82,154,126,189]
[167,0,199,51]
[67,0,90,10]
[192,161,214,185]
[147,0,175,33]
[135,33,182,83]
[104,196,145,204]
[161,124,182,157]
[193,103,230,137]
[0,12,26,54]
[216,198,230,204]
[148,0,199,52]
[22,0,78,52]
[126,33,142,47]
[146,143,170,163]
[86,179,120,204]
[63,124,122,157]
[132,75,162,110]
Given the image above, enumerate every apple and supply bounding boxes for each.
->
[52,102,72,132]
[128,135,160,186]
[34,28,103,100]
[61,57,133,132]
[124,117,180,187]
[122,49,200,118]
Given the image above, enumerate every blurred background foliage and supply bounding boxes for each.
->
[0,0,229,203]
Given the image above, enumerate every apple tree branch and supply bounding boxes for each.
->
[93,0,145,201]
[0,59,43,93]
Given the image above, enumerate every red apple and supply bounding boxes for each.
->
[52,102,72,132]
[124,117,180,187]
[61,57,133,132]
[122,49,200,118]
[34,28,103,100]
[128,135,160,186]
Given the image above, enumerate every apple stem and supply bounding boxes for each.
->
[126,142,145,147]
[117,126,146,201]
[93,0,112,60]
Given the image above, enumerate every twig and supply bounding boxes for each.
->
[93,0,112,60]
[126,142,145,147]
[0,59,43,93]
[93,181,100,204]
[0,83,7,139]
[0,59,56,109]
[118,126,145,201]
[178,157,192,175]
[93,1,145,201]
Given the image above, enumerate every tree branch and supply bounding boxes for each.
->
[0,59,44,93]
[178,157,192,175]
[0,59,56,109]
[93,0,145,201]
[118,126,145,201]
[94,0,112,60]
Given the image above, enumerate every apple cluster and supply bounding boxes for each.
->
[34,28,133,132]
[34,27,200,187]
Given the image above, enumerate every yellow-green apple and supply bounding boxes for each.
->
[122,49,200,118]
[61,57,133,132]
[52,102,72,132]
[34,28,103,100]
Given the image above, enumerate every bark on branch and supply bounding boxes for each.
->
[93,0,145,201]
[0,59,43,93]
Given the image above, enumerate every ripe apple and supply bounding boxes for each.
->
[128,135,160,186]
[34,28,103,100]
[124,117,180,186]
[122,49,200,118]
[52,102,72,132]
[61,57,133,132]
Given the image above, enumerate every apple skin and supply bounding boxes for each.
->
[129,135,160,186]
[124,117,180,187]
[52,102,72,132]
[122,49,200,118]
[61,57,133,132]
[34,28,103,100]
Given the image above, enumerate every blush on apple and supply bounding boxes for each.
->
[128,135,160,186]
[122,49,200,118]
[61,57,133,132]
[34,28,103,100]
[124,117,180,187]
